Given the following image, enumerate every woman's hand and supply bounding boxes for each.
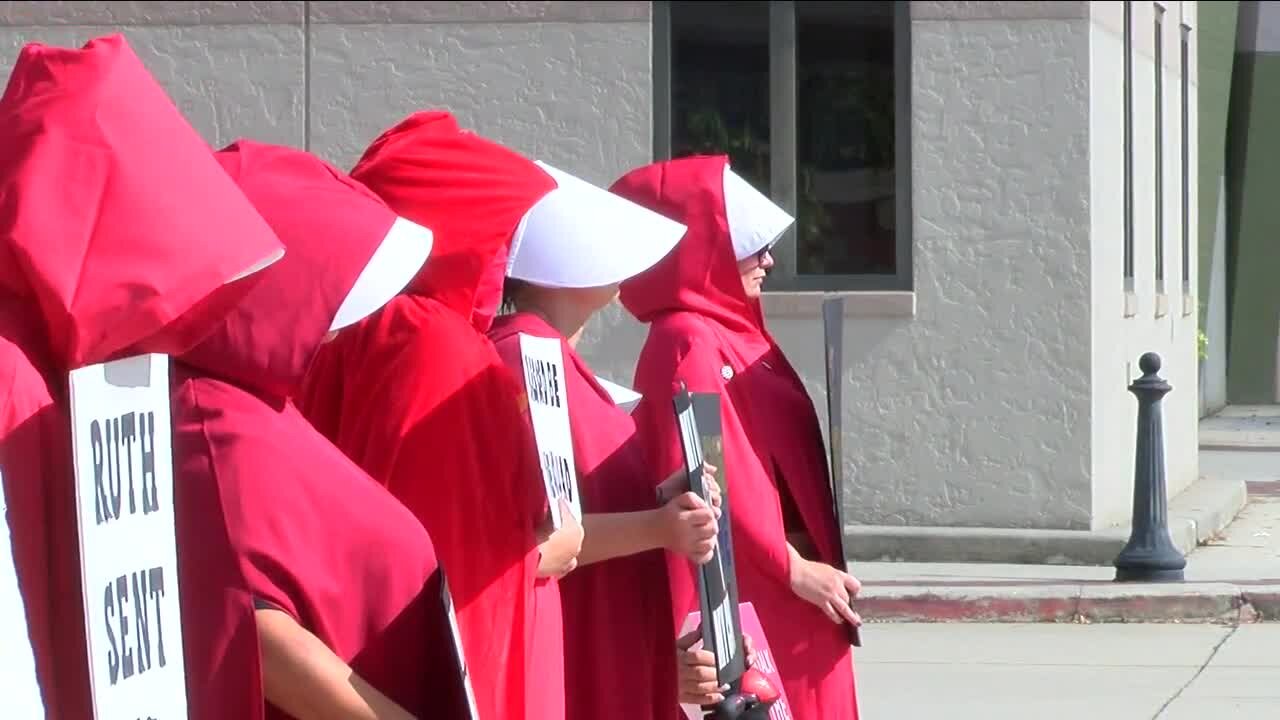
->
[657,462,722,519]
[788,555,863,626]
[659,491,718,564]
[676,628,727,706]
[257,608,417,720]
[536,498,584,579]
[675,629,761,707]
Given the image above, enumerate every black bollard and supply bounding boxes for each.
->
[1114,352,1187,583]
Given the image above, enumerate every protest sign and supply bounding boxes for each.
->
[821,297,861,648]
[518,334,582,529]
[69,354,187,720]
[673,386,745,684]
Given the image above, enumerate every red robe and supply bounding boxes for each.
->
[489,312,679,720]
[0,34,285,720]
[613,155,860,720]
[174,139,470,720]
[0,319,62,718]
[295,111,556,720]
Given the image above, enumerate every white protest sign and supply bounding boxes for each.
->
[69,354,187,720]
[518,334,582,529]
[1,469,47,717]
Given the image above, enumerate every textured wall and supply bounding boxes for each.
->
[0,0,657,393]
[0,1,651,183]
[306,1,652,184]
[808,3,1096,530]
[0,2,306,149]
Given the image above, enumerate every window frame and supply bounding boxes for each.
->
[652,0,914,293]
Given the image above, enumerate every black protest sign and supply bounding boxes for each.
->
[672,385,746,686]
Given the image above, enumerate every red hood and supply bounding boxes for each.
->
[612,155,766,339]
[350,111,556,333]
[179,140,407,401]
[0,34,283,373]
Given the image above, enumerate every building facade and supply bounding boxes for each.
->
[0,1,1205,535]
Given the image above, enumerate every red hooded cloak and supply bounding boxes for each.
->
[295,112,558,720]
[488,312,680,720]
[0,34,283,719]
[612,155,859,720]
[172,139,467,720]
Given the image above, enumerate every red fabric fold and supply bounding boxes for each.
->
[613,155,859,720]
[0,34,283,719]
[489,312,679,720]
[296,111,558,720]
[173,139,467,720]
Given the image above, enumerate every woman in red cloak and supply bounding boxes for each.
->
[295,112,574,720]
[611,155,864,719]
[171,138,471,719]
[487,161,726,720]
[0,34,284,719]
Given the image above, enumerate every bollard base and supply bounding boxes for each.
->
[1113,566,1186,583]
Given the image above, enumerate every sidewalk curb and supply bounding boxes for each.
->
[844,475,1247,566]
[857,581,1280,624]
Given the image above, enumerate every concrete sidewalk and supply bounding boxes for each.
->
[855,623,1280,719]
[848,439,1280,623]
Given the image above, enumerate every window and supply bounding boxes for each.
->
[653,1,912,292]
[1154,4,1165,296]
[1123,1,1135,292]
[1180,21,1191,294]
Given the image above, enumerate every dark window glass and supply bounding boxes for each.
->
[668,1,900,278]
[796,1,897,276]
[670,1,771,192]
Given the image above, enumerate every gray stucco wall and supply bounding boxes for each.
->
[0,0,658,402]
[816,3,1095,530]
[0,1,652,186]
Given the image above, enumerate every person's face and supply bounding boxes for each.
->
[737,247,774,299]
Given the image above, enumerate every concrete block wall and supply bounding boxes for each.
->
[0,1,652,183]
[0,0,659,398]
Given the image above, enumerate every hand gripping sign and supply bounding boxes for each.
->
[518,334,583,530]
[68,354,188,720]
[679,603,792,720]
[672,384,781,720]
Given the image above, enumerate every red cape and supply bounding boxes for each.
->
[0,320,61,718]
[175,140,469,719]
[613,155,859,720]
[0,35,283,719]
[296,112,557,720]
[489,312,680,720]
